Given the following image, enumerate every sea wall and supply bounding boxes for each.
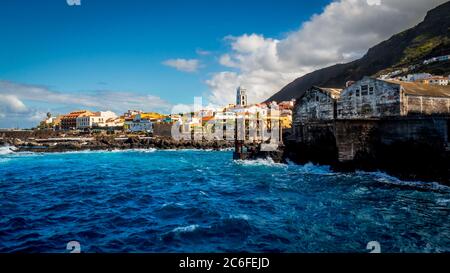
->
[284,122,338,165]
[287,117,450,185]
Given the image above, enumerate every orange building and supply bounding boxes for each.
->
[60,110,92,130]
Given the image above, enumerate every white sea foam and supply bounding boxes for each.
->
[0,145,16,155]
[161,202,184,208]
[128,148,157,153]
[172,224,199,233]
[229,214,249,221]
[436,198,450,206]
[296,162,333,175]
[162,148,218,152]
[94,148,157,154]
[33,148,159,155]
[234,157,286,167]
[360,171,450,192]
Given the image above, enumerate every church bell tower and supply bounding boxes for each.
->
[236,86,248,107]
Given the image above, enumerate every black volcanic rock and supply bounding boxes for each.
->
[267,1,450,102]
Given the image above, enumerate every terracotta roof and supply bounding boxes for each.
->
[61,110,92,119]
[384,80,450,98]
[202,116,214,122]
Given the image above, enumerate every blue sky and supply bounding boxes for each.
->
[0,0,329,101]
[0,0,444,128]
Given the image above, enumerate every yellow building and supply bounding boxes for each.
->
[280,115,292,129]
[138,112,165,121]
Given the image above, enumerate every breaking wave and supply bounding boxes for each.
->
[360,171,450,192]
[234,157,286,167]
[295,162,333,175]
[172,225,200,234]
[0,145,16,155]
[1,149,449,253]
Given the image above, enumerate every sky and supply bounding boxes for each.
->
[0,0,447,128]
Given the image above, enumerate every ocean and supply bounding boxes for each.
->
[0,146,449,253]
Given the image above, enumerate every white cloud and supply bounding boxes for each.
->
[367,0,381,6]
[0,80,172,128]
[206,0,447,105]
[0,94,28,113]
[171,103,194,115]
[219,54,238,68]
[0,80,171,113]
[163,58,201,73]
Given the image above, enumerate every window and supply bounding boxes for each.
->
[316,96,319,102]
[369,87,374,95]
[356,89,360,97]
[361,85,368,96]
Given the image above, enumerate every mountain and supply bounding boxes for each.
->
[266,1,450,102]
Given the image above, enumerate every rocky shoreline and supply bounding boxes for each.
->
[0,136,233,153]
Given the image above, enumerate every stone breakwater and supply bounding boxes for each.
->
[0,136,233,153]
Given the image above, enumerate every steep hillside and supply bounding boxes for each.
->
[267,1,450,102]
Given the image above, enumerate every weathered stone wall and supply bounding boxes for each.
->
[377,118,448,145]
[334,120,378,161]
[338,77,401,119]
[334,118,449,162]
[285,121,338,165]
[153,123,173,138]
[294,88,336,123]
[294,121,335,144]
[406,95,450,115]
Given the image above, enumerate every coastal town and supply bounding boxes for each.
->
[4,69,449,183]
[0,86,294,154]
[2,0,450,257]
[32,86,294,138]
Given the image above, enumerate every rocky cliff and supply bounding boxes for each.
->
[267,1,450,102]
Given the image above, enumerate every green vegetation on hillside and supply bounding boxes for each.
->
[398,36,445,66]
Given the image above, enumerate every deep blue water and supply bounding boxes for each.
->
[0,146,449,253]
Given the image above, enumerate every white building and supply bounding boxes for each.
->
[43,116,57,125]
[123,110,143,118]
[400,73,432,82]
[427,76,449,86]
[214,111,236,121]
[76,111,117,129]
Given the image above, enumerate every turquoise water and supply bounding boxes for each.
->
[0,147,449,253]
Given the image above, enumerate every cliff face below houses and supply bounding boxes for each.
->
[283,118,450,186]
[267,1,450,102]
